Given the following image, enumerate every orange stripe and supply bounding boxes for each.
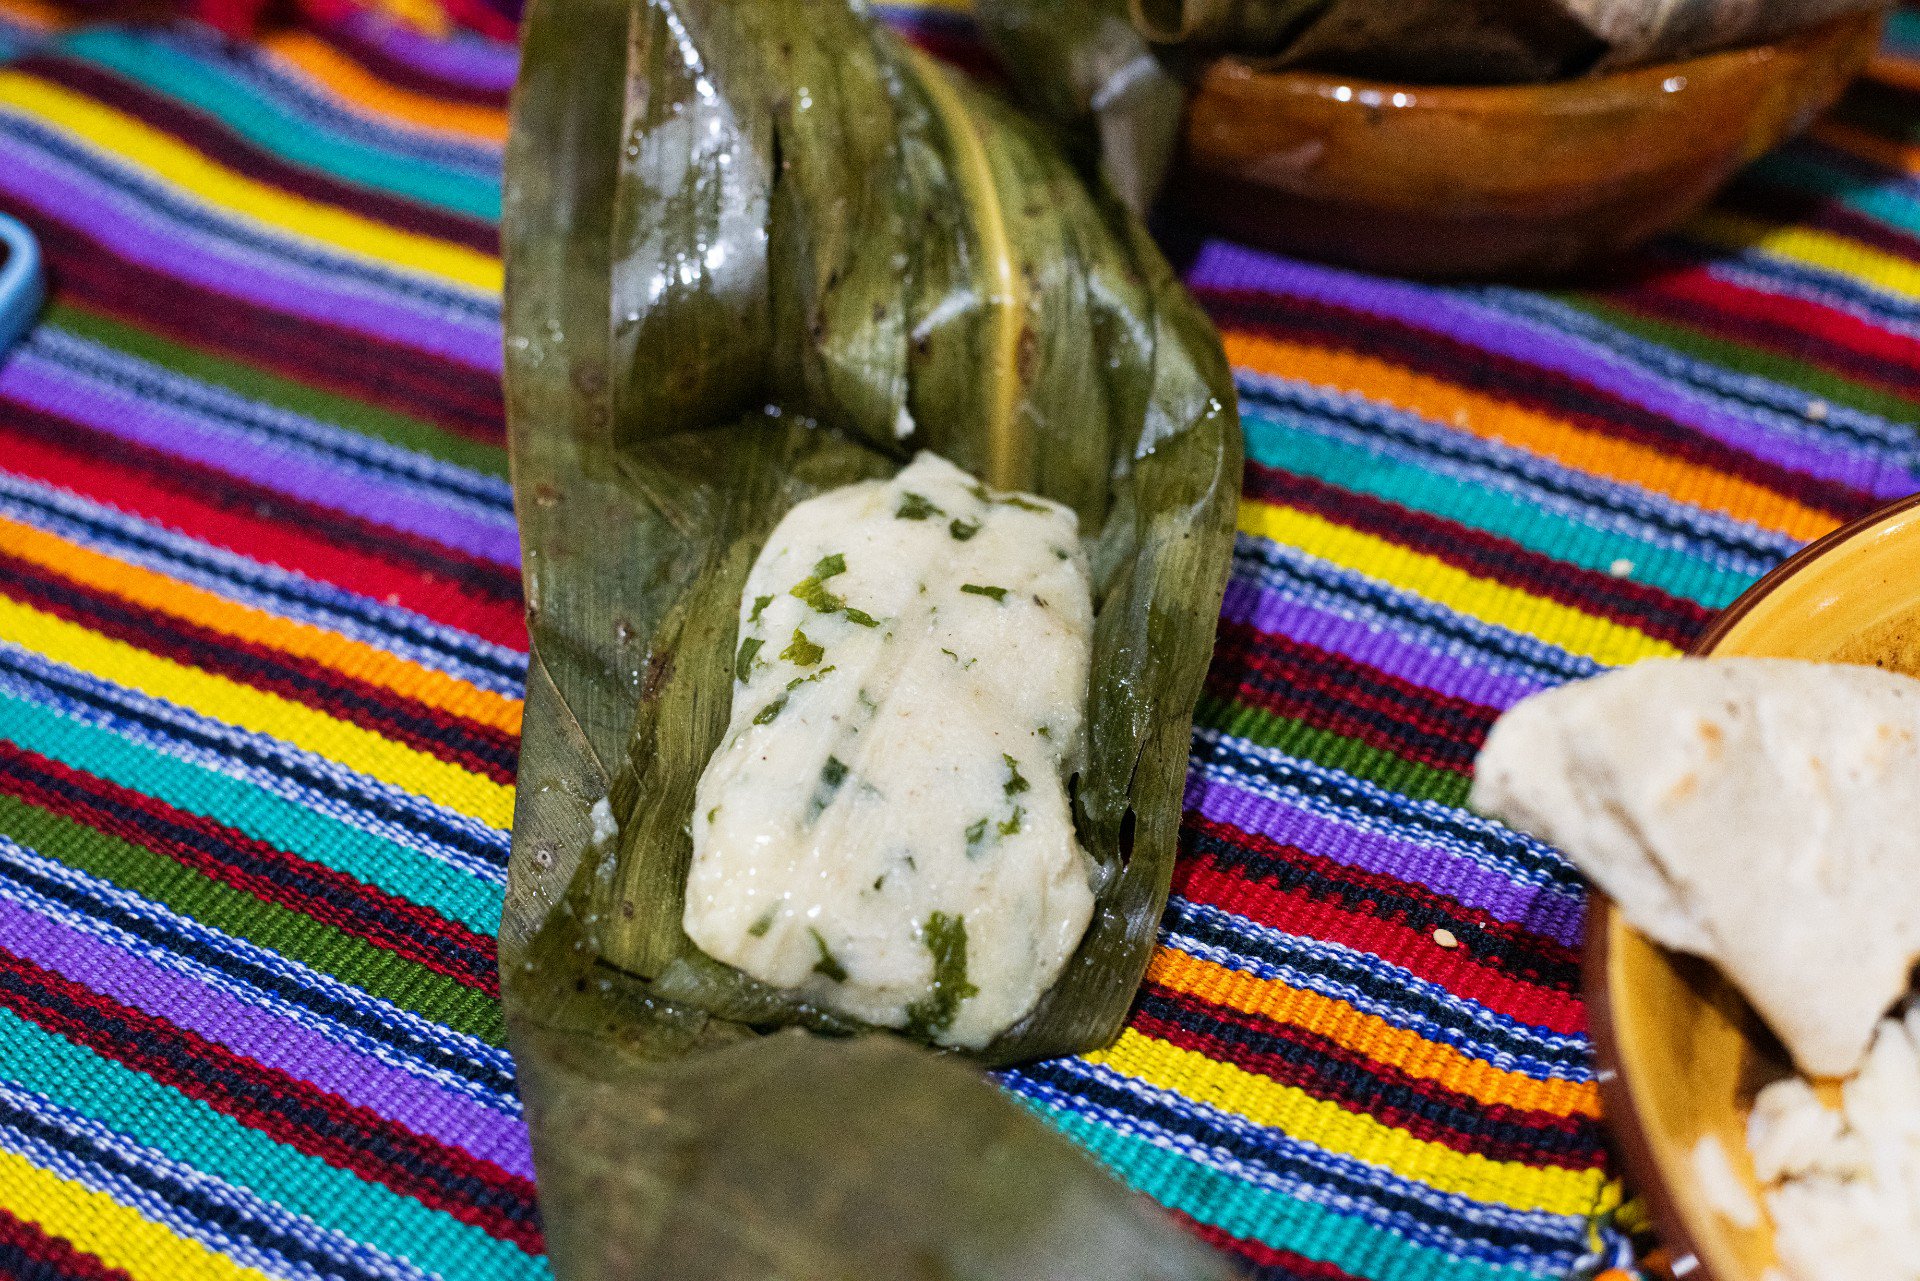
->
[0,514,522,736]
[1807,117,1920,176]
[1148,948,1601,1120]
[1863,53,1920,98]
[1222,330,1840,543]
[261,33,508,144]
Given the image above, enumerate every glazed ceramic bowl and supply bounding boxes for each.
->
[1587,493,1920,1281]
[1177,10,1884,280]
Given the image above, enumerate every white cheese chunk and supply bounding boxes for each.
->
[684,452,1097,1048]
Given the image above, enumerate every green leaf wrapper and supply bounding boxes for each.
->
[502,0,1242,1274]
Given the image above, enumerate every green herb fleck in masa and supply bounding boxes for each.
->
[809,755,851,819]
[1003,754,1029,797]
[735,636,764,683]
[949,518,979,541]
[998,807,1024,837]
[896,492,943,521]
[752,694,788,726]
[791,576,845,613]
[748,910,774,938]
[786,664,836,692]
[813,553,847,578]
[810,928,848,982]
[904,913,977,1039]
[1000,494,1048,512]
[749,594,774,623]
[964,817,990,853]
[842,607,881,628]
[1036,725,1053,740]
[1053,547,1071,561]
[961,584,1007,603]
[781,629,824,665]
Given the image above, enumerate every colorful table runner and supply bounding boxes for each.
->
[0,1,1913,1277]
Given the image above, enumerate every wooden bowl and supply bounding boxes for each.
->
[1588,493,1920,1281]
[1177,10,1884,280]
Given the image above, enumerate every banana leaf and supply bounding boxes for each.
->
[501,0,1243,1273]
[973,0,1186,215]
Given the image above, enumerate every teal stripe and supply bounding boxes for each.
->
[1024,1098,1543,1281]
[1885,8,1920,53]
[0,689,502,936]
[1243,412,1754,609]
[56,29,501,221]
[0,1007,545,1281]
[1757,150,1920,240]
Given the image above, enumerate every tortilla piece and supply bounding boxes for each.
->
[1470,657,1920,1079]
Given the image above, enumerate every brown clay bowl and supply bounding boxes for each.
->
[1177,10,1885,280]
[1587,493,1920,1281]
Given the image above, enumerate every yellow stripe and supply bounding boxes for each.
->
[0,596,514,829]
[1088,1029,1607,1216]
[0,1146,275,1281]
[0,513,522,736]
[1689,209,1920,303]
[1237,500,1675,667]
[0,72,500,293]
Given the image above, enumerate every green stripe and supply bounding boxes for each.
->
[0,689,501,936]
[1562,296,1920,426]
[1243,413,1753,609]
[1198,695,1470,809]
[1022,1097,1553,1281]
[48,304,509,478]
[57,28,502,221]
[0,1007,544,1281]
[0,792,505,1045]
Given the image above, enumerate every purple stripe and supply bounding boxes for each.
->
[334,12,519,95]
[0,130,502,373]
[0,893,535,1177]
[0,354,520,565]
[1190,240,1916,497]
[1220,576,1545,710]
[1186,771,1586,949]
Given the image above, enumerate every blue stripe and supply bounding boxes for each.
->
[32,325,513,513]
[1230,536,1603,688]
[0,472,526,695]
[0,835,517,1110]
[1003,1060,1584,1264]
[57,27,502,220]
[0,643,511,873]
[0,1075,439,1281]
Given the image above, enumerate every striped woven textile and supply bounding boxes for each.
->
[0,0,1913,1276]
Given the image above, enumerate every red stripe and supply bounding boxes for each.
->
[4,204,505,445]
[19,55,498,254]
[1171,1213,1363,1281]
[0,406,526,648]
[1202,285,1874,519]
[1130,1004,1598,1169]
[1611,254,1920,404]
[0,1208,133,1281]
[0,943,542,1252]
[1184,812,1579,976]
[0,546,517,783]
[0,741,500,996]
[1245,464,1711,647]
[1210,622,1493,777]
[1173,856,1588,1035]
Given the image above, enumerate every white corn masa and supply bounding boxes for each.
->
[1470,657,1920,1078]
[1748,1009,1920,1281]
[685,452,1097,1048]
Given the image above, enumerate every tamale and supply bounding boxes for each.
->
[566,0,1240,1068]
[501,0,1243,1273]
[974,0,1186,213]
